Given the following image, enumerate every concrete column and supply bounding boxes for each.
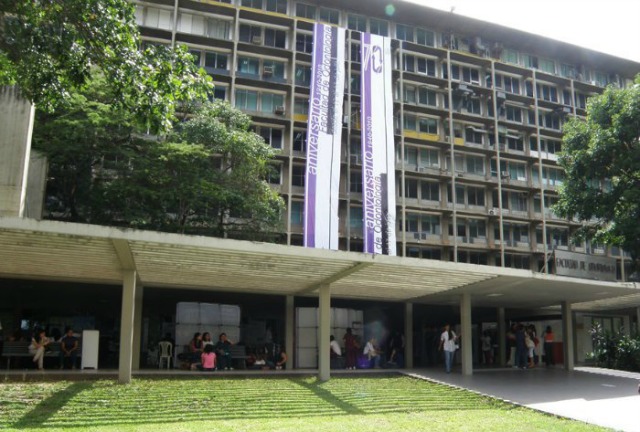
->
[636,307,640,334]
[497,307,506,367]
[404,302,413,369]
[118,270,137,383]
[131,285,144,371]
[318,284,331,381]
[0,86,35,218]
[285,295,294,369]
[460,293,473,375]
[562,301,574,371]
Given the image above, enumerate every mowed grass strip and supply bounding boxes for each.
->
[0,376,607,431]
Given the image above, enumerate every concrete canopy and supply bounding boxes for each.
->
[0,217,638,309]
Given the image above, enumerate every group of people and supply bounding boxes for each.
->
[25,328,80,370]
[507,324,555,369]
[185,332,234,371]
[330,328,405,370]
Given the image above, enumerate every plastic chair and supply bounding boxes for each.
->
[158,341,173,369]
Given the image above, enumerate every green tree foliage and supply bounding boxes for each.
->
[555,76,640,271]
[0,0,212,130]
[33,76,284,239]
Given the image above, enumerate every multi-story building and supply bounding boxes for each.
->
[132,0,639,282]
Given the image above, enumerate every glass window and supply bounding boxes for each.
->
[350,43,361,63]
[295,3,315,19]
[350,207,363,229]
[421,215,441,235]
[260,93,284,113]
[403,55,415,72]
[416,28,435,47]
[403,115,416,131]
[539,58,555,74]
[505,106,522,123]
[501,49,518,65]
[350,172,362,193]
[235,89,258,111]
[239,24,261,43]
[266,163,281,184]
[417,58,436,76]
[264,28,286,48]
[404,146,418,165]
[466,155,485,175]
[293,130,307,152]
[296,33,313,53]
[319,7,340,24]
[295,64,311,86]
[259,127,283,149]
[396,24,414,42]
[213,86,227,100]
[204,52,228,71]
[292,165,305,187]
[290,201,303,225]
[265,0,287,13]
[405,179,419,198]
[419,118,438,134]
[294,97,308,115]
[420,148,439,168]
[242,0,263,8]
[263,59,285,79]
[370,18,388,36]
[468,187,485,206]
[404,85,416,103]
[421,182,439,201]
[237,56,260,75]
[418,88,437,106]
[347,14,366,32]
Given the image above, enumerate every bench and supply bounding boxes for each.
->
[229,345,249,370]
[1,341,82,369]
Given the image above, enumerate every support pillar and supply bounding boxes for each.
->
[497,307,506,367]
[562,301,574,371]
[285,295,294,369]
[404,302,413,369]
[318,284,331,381]
[460,293,473,375]
[132,285,144,370]
[636,307,640,334]
[118,270,137,383]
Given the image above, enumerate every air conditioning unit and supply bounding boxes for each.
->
[420,232,428,240]
[488,208,500,216]
[251,35,263,44]
[262,66,274,76]
[274,106,285,115]
[418,167,427,173]
[500,171,510,179]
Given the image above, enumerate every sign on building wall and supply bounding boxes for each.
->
[303,23,346,250]
[554,250,617,282]
[360,33,396,255]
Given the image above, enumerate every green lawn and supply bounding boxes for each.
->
[0,375,608,431]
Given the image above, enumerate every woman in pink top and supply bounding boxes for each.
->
[199,344,217,371]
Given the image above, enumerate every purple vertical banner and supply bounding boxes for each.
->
[361,32,396,255]
[303,23,345,250]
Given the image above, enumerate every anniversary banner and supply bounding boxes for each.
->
[360,32,396,255]
[303,23,345,250]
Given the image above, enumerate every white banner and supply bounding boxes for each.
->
[303,23,345,250]
[361,33,396,255]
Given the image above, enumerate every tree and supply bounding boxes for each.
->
[33,76,285,239]
[0,0,212,130]
[555,75,640,272]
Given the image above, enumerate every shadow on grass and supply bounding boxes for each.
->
[13,382,93,429]
[5,376,506,429]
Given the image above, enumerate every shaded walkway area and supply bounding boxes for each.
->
[406,366,640,432]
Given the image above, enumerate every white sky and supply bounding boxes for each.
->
[406,0,640,63]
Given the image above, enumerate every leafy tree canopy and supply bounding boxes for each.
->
[33,74,285,239]
[555,75,640,271]
[0,0,212,131]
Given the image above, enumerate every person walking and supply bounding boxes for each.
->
[343,328,358,370]
[439,324,458,374]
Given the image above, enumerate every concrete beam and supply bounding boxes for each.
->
[112,239,137,271]
[298,262,371,294]
[118,270,137,383]
[562,301,574,371]
[318,284,331,381]
[460,293,473,375]
[286,295,294,370]
[404,302,413,368]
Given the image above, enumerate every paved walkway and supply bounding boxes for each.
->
[405,366,640,432]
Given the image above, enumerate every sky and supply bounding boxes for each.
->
[406,0,640,63]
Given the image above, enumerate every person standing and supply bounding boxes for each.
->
[29,329,51,370]
[481,331,493,365]
[543,326,555,366]
[515,324,528,369]
[439,324,458,374]
[343,328,358,370]
[60,328,79,369]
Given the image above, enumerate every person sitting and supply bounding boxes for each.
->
[29,329,51,370]
[215,332,234,370]
[188,332,203,370]
[330,335,342,358]
[202,332,214,348]
[274,348,287,370]
[60,328,79,369]
[199,344,217,371]
[363,336,381,368]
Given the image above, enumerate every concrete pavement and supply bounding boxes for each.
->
[406,366,640,432]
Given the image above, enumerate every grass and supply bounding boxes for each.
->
[0,375,608,431]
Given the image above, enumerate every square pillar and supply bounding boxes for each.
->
[132,286,144,370]
[404,302,413,369]
[318,284,331,381]
[497,307,506,367]
[119,270,137,383]
[460,293,473,375]
[562,301,574,371]
[286,295,294,369]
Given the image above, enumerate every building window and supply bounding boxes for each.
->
[522,54,538,69]
[539,58,555,74]
[350,74,361,94]
[319,7,340,24]
[507,136,524,152]
[537,83,558,103]
[416,28,435,47]
[350,172,362,193]
[138,6,174,31]
[350,43,361,63]
[292,165,305,187]
[369,18,388,36]
[505,106,522,123]
[465,98,481,114]
[258,127,283,149]
[242,0,263,8]
[262,59,286,80]
[295,64,311,86]
[293,130,307,152]
[467,187,485,206]
[213,86,227,100]
[237,56,260,75]
[239,24,262,43]
[465,129,484,145]
[296,33,313,53]
[560,63,577,79]
[501,49,518,65]
[177,14,229,39]
[260,93,285,113]
[266,164,282,184]
[396,24,414,42]
[266,0,287,14]
[204,51,228,73]
[290,201,303,225]
[235,89,258,111]
[295,3,315,19]
[294,98,308,115]
[347,14,366,32]
[264,28,287,48]
[418,88,437,106]
[405,178,418,198]
[350,207,363,229]
[421,181,439,201]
